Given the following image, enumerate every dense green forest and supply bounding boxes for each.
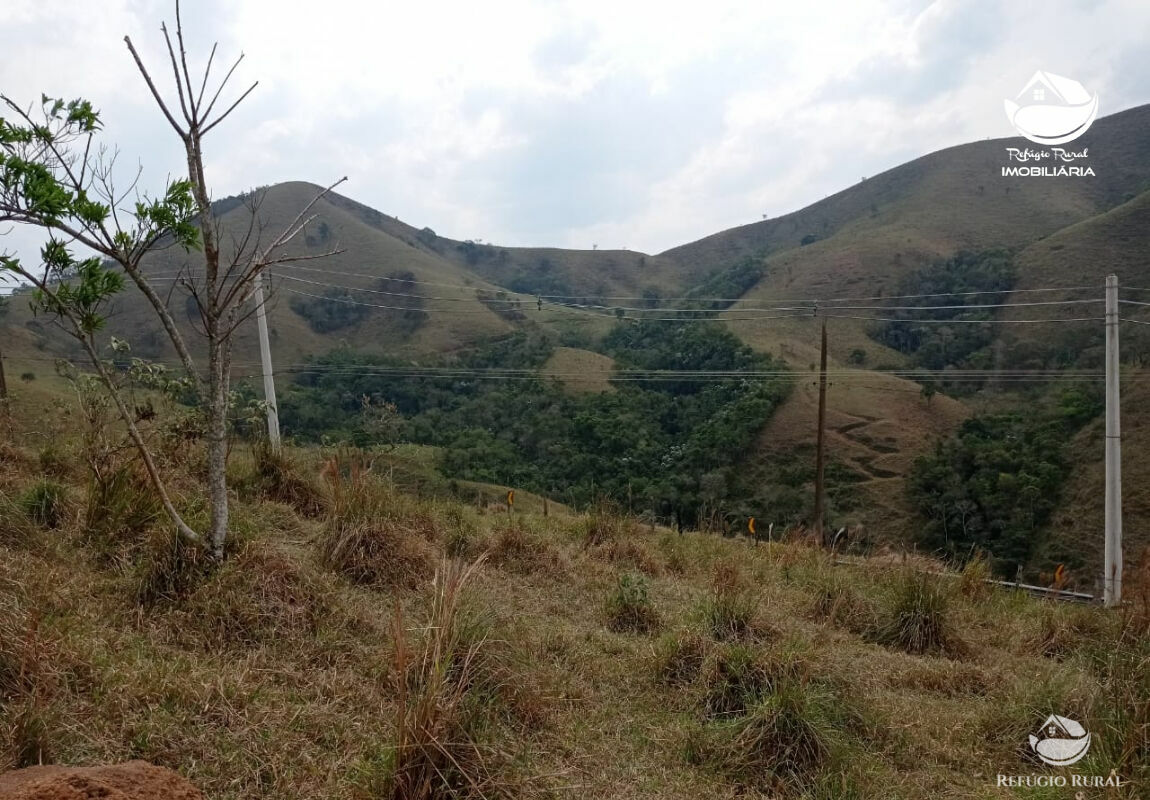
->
[906,386,1102,576]
[869,249,1015,391]
[279,322,791,527]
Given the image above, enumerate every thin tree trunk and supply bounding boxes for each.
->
[206,333,230,560]
[0,339,9,434]
[79,333,200,544]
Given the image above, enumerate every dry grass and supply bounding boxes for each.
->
[700,563,764,642]
[318,470,438,588]
[242,441,327,518]
[604,572,660,633]
[486,522,564,575]
[869,569,966,658]
[1,406,1149,796]
[654,629,709,687]
[365,556,520,799]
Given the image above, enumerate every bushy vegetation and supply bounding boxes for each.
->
[907,387,1102,576]
[870,570,964,657]
[19,480,67,529]
[290,286,370,333]
[288,271,427,336]
[281,323,790,527]
[869,249,1015,390]
[677,253,766,314]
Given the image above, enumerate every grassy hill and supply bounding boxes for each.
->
[0,395,1147,798]
[4,105,1150,584]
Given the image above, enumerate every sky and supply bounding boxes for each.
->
[2,0,1149,263]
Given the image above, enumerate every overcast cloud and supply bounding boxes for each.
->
[2,0,1148,262]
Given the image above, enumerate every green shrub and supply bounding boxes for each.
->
[19,481,67,529]
[605,572,659,633]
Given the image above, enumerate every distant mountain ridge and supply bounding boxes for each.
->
[4,101,1149,571]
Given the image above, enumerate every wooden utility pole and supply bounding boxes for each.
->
[1104,274,1123,607]
[814,320,828,546]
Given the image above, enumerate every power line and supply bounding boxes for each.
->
[276,279,1104,323]
[271,262,1099,305]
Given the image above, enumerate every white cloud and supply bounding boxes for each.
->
[1,0,1148,266]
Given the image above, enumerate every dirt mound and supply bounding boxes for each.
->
[0,761,203,800]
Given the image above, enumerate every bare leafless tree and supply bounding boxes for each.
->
[0,1,345,558]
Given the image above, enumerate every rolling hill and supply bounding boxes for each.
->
[3,102,1150,582]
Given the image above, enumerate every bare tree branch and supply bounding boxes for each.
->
[200,81,259,136]
[123,35,187,138]
[160,21,193,126]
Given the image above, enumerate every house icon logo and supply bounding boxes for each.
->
[1004,71,1099,145]
[1028,714,1092,766]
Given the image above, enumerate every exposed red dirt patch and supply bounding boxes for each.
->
[0,761,203,800]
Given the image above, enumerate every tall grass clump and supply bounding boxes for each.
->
[605,572,660,633]
[1082,624,1150,790]
[83,464,162,552]
[654,628,710,687]
[0,493,36,547]
[366,556,518,799]
[0,579,57,770]
[808,569,871,632]
[19,480,67,529]
[871,570,965,657]
[245,439,326,517]
[957,552,993,601]
[688,671,851,796]
[318,468,437,588]
[701,563,760,641]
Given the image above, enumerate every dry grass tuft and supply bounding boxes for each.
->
[808,570,872,633]
[687,671,848,796]
[957,553,993,601]
[164,540,345,651]
[593,536,663,576]
[870,570,966,658]
[701,563,763,642]
[604,572,660,633]
[487,523,562,574]
[654,628,710,687]
[365,556,522,799]
[1035,604,1110,659]
[0,576,59,770]
[580,507,632,548]
[244,441,327,518]
[134,528,211,607]
[83,463,162,553]
[318,472,438,588]
[0,491,37,547]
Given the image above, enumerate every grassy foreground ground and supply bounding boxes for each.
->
[0,386,1146,799]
